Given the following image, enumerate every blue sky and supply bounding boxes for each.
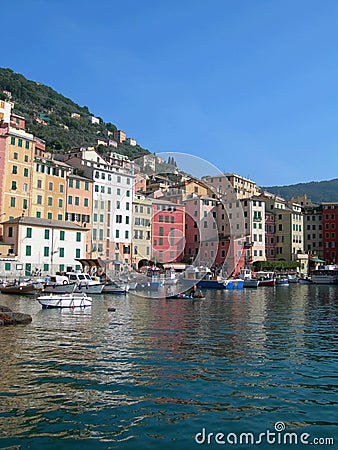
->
[2,0,338,186]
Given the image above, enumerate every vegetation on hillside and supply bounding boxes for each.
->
[262,178,338,203]
[0,68,150,160]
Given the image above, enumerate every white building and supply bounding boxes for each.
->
[0,100,13,124]
[1,216,87,276]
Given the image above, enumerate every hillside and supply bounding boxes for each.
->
[262,178,338,203]
[0,68,149,159]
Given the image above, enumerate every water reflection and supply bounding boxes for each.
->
[0,285,337,448]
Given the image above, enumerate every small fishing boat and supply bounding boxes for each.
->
[243,278,260,288]
[166,293,205,300]
[102,281,129,294]
[276,277,289,285]
[0,280,43,295]
[37,293,92,308]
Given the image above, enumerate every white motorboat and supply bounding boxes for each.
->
[37,293,92,308]
[66,272,104,294]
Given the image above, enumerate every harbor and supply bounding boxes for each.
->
[0,284,336,449]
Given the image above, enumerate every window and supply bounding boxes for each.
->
[48,197,53,206]
[159,227,164,236]
[11,181,17,190]
[11,137,15,145]
[10,197,16,207]
[125,231,129,239]
[76,180,80,189]
[85,182,89,191]
[36,212,41,218]
[44,247,49,257]
[26,228,32,238]
[24,168,29,177]
[47,212,52,219]
[44,229,49,239]
[37,195,42,205]
[49,182,53,191]
[75,249,81,258]
[76,232,81,242]
[68,196,73,205]
[58,199,63,208]
[60,231,65,240]
[75,197,79,206]
[18,138,23,147]
[12,165,17,174]
[84,198,89,207]
[5,262,11,271]
[26,245,31,256]
[23,183,28,193]
[159,215,163,222]
[116,230,120,238]
[8,227,13,237]
[59,248,65,257]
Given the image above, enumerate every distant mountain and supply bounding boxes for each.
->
[0,68,149,159]
[262,178,338,203]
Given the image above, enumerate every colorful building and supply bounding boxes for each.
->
[322,202,338,264]
[152,199,185,263]
[132,194,153,268]
[1,216,87,276]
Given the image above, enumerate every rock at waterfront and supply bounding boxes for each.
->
[0,305,32,326]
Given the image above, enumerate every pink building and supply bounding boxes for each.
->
[152,199,185,263]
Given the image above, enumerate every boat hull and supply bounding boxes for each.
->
[258,279,276,286]
[243,279,260,288]
[73,283,104,294]
[198,279,244,289]
[43,283,76,294]
[37,294,92,308]
[0,284,42,295]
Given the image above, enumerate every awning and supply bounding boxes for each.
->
[75,258,114,269]
[310,257,326,263]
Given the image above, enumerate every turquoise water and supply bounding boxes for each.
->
[0,285,337,449]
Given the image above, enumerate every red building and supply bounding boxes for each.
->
[152,199,185,263]
[322,202,338,264]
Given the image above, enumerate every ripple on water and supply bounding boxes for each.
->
[0,286,337,448]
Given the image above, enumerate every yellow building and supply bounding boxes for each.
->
[132,195,153,268]
[0,122,35,222]
[31,157,70,220]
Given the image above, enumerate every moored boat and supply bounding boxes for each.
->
[0,280,43,295]
[243,278,260,288]
[102,281,129,294]
[311,265,338,284]
[37,293,92,308]
[43,283,76,294]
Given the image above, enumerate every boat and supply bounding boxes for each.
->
[0,280,43,295]
[243,278,260,288]
[37,293,92,308]
[239,268,260,288]
[276,276,289,285]
[43,282,76,294]
[102,281,129,294]
[299,277,313,284]
[311,265,338,284]
[66,272,104,294]
[166,292,205,300]
[255,271,276,286]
